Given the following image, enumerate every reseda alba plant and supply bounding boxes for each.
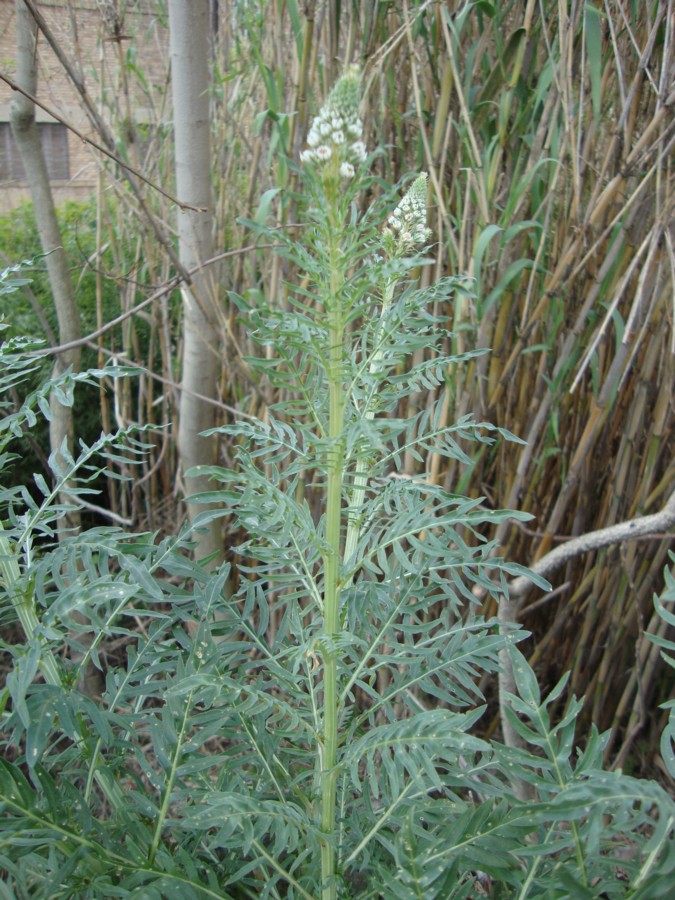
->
[192,65,546,896]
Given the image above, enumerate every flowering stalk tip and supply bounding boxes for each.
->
[383,172,432,252]
[300,66,368,178]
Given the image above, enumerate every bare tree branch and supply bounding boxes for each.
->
[509,489,675,605]
[26,245,274,358]
[0,72,204,212]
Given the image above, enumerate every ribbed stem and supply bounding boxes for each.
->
[320,174,345,900]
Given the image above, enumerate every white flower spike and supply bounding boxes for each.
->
[301,65,367,178]
[385,173,432,252]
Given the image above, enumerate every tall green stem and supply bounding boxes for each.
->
[320,176,345,900]
[320,247,398,897]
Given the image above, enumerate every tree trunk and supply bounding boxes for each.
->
[169,0,224,565]
[10,1,106,697]
[10,0,81,530]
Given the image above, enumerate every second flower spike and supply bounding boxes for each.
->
[384,172,432,251]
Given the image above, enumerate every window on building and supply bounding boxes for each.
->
[0,122,70,182]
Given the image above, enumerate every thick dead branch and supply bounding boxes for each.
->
[509,489,675,607]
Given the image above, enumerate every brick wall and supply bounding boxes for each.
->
[0,0,169,210]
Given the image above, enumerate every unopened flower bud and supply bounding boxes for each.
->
[385,173,432,251]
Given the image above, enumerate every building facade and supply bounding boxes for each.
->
[0,0,168,211]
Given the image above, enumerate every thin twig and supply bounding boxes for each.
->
[25,245,275,358]
[0,72,203,212]
[84,340,259,421]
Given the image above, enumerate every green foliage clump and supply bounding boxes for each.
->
[0,201,118,341]
[0,200,160,502]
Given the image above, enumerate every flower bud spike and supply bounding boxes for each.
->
[384,172,432,253]
[301,65,368,178]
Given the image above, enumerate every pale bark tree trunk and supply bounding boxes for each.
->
[169,0,224,565]
[10,0,81,530]
[10,2,105,697]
